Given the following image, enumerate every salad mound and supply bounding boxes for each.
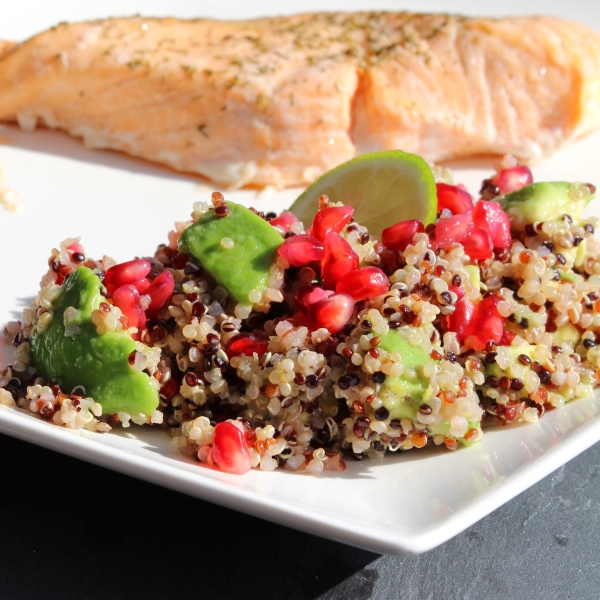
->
[1,155,599,475]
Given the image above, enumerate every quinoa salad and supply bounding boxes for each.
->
[1,154,599,476]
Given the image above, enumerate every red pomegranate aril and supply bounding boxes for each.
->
[105,259,152,296]
[67,242,85,255]
[461,228,493,260]
[435,213,474,249]
[298,286,334,309]
[473,200,512,249]
[495,165,533,195]
[278,234,323,267]
[226,332,269,358]
[321,232,359,289]
[112,284,146,334]
[475,295,506,346]
[446,296,476,343]
[436,183,474,215]
[269,211,300,232]
[311,206,354,242]
[212,421,252,474]
[145,271,175,318]
[449,284,465,301]
[134,278,151,295]
[336,266,389,300]
[381,220,425,252]
[308,293,355,334]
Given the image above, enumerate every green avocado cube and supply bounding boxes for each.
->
[499,182,594,226]
[31,267,159,415]
[178,202,283,305]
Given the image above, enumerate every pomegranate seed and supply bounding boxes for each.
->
[461,228,493,260]
[269,211,300,232]
[278,234,323,267]
[311,206,354,242]
[448,294,506,348]
[145,271,175,318]
[67,242,85,254]
[474,295,506,346]
[297,286,334,309]
[226,332,268,358]
[436,183,474,214]
[500,330,516,345]
[446,296,476,343]
[105,259,152,296]
[112,284,146,334]
[495,165,533,194]
[435,213,474,249]
[473,201,512,249]
[308,293,355,334]
[336,266,389,300]
[381,220,425,252]
[212,421,252,474]
[448,284,465,301]
[321,232,359,289]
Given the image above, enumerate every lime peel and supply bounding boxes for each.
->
[290,150,438,236]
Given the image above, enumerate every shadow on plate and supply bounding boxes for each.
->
[2,124,205,186]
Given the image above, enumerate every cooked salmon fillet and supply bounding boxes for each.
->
[0,13,599,188]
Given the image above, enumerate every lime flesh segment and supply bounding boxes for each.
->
[290,150,437,236]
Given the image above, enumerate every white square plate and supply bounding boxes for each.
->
[2,0,600,555]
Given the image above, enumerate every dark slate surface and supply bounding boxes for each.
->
[1,431,598,600]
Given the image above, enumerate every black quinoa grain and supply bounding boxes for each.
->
[538,369,551,384]
[419,404,432,415]
[480,179,500,199]
[374,407,390,421]
[440,291,453,305]
[484,352,497,364]
[583,339,597,348]
[355,416,370,428]
[485,376,499,388]
[452,274,462,287]
[372,371,386,384]
[510,378,524,391]
[556,253,566,265]
[305,374,319,389]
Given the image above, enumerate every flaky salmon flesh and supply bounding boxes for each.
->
[1,13,600,188]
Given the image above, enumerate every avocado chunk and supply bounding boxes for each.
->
[31,267,159,415]
[499,182,594,226]
[376,329,433,421]
[553,323,581,348]
[178,202,283,305]
[485,344,536,399]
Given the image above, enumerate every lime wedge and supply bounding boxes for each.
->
[290,150,437,236]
